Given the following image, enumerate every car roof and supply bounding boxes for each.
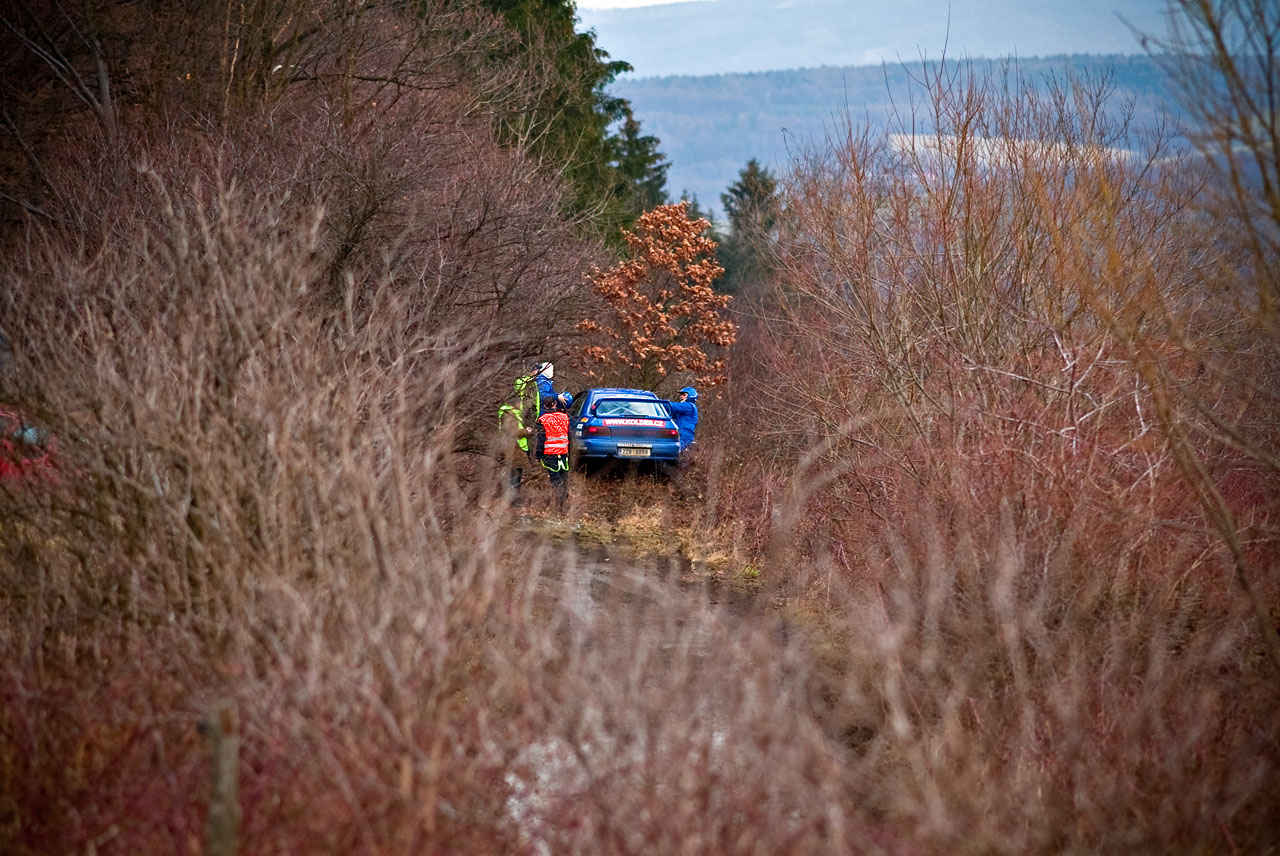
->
[586,388,660,399]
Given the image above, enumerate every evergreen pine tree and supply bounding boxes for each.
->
[479,0,669,235]
[613,104,670,219]
[719,158,780,295]
[679,189,724,244]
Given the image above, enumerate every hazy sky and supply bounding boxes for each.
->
[578,0,1173,78]
[578,0,703,7]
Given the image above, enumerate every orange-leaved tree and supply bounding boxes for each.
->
[577,201,736,390]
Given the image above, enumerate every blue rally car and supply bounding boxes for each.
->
[567,388,681,470]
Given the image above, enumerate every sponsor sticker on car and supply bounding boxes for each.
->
[602,418,667,427]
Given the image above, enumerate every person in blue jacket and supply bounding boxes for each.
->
[664,386,699,464]
[536,362,573,408]
[533,362,556,399]
[532,361,572,405]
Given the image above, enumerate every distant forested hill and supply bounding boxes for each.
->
[613,54,1186,217]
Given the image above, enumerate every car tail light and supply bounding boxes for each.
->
[587,425,611,436]
[667,428,679,438]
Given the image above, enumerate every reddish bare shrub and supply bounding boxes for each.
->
[0,12,610,843]
[808,486,1280,854]
[731,57,1271,587]
[714,54,1280,852]
[1110,0,1280,668]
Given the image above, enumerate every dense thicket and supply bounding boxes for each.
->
[701,14,1280,850]
[0,3,656,852]
[0,0,668,238]
[0,0,1276,853]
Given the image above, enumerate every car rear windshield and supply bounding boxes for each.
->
[594,399,667,419]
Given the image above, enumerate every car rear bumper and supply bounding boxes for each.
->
[573,437,680,461]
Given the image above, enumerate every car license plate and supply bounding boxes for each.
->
[617,445,651,458]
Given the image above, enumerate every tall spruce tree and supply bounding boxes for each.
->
[679,189,724,244]
[479,0,669,235]
[612,104,670,220]
[719,158,779,295]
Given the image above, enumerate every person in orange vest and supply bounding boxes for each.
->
[535,394,570,510]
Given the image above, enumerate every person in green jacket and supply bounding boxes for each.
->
[498,398,531,501]
[513,360,573,426]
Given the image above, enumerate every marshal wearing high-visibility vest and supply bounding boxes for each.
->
[536,395,571,509]
[498,401,531,500]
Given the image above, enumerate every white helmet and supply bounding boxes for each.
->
[538,361,554,379]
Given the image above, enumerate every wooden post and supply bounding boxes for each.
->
[201,700,241,856]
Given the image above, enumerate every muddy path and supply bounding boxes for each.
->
[500,522,842,829]
[495,521,860,853]
[529,533,782,695]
